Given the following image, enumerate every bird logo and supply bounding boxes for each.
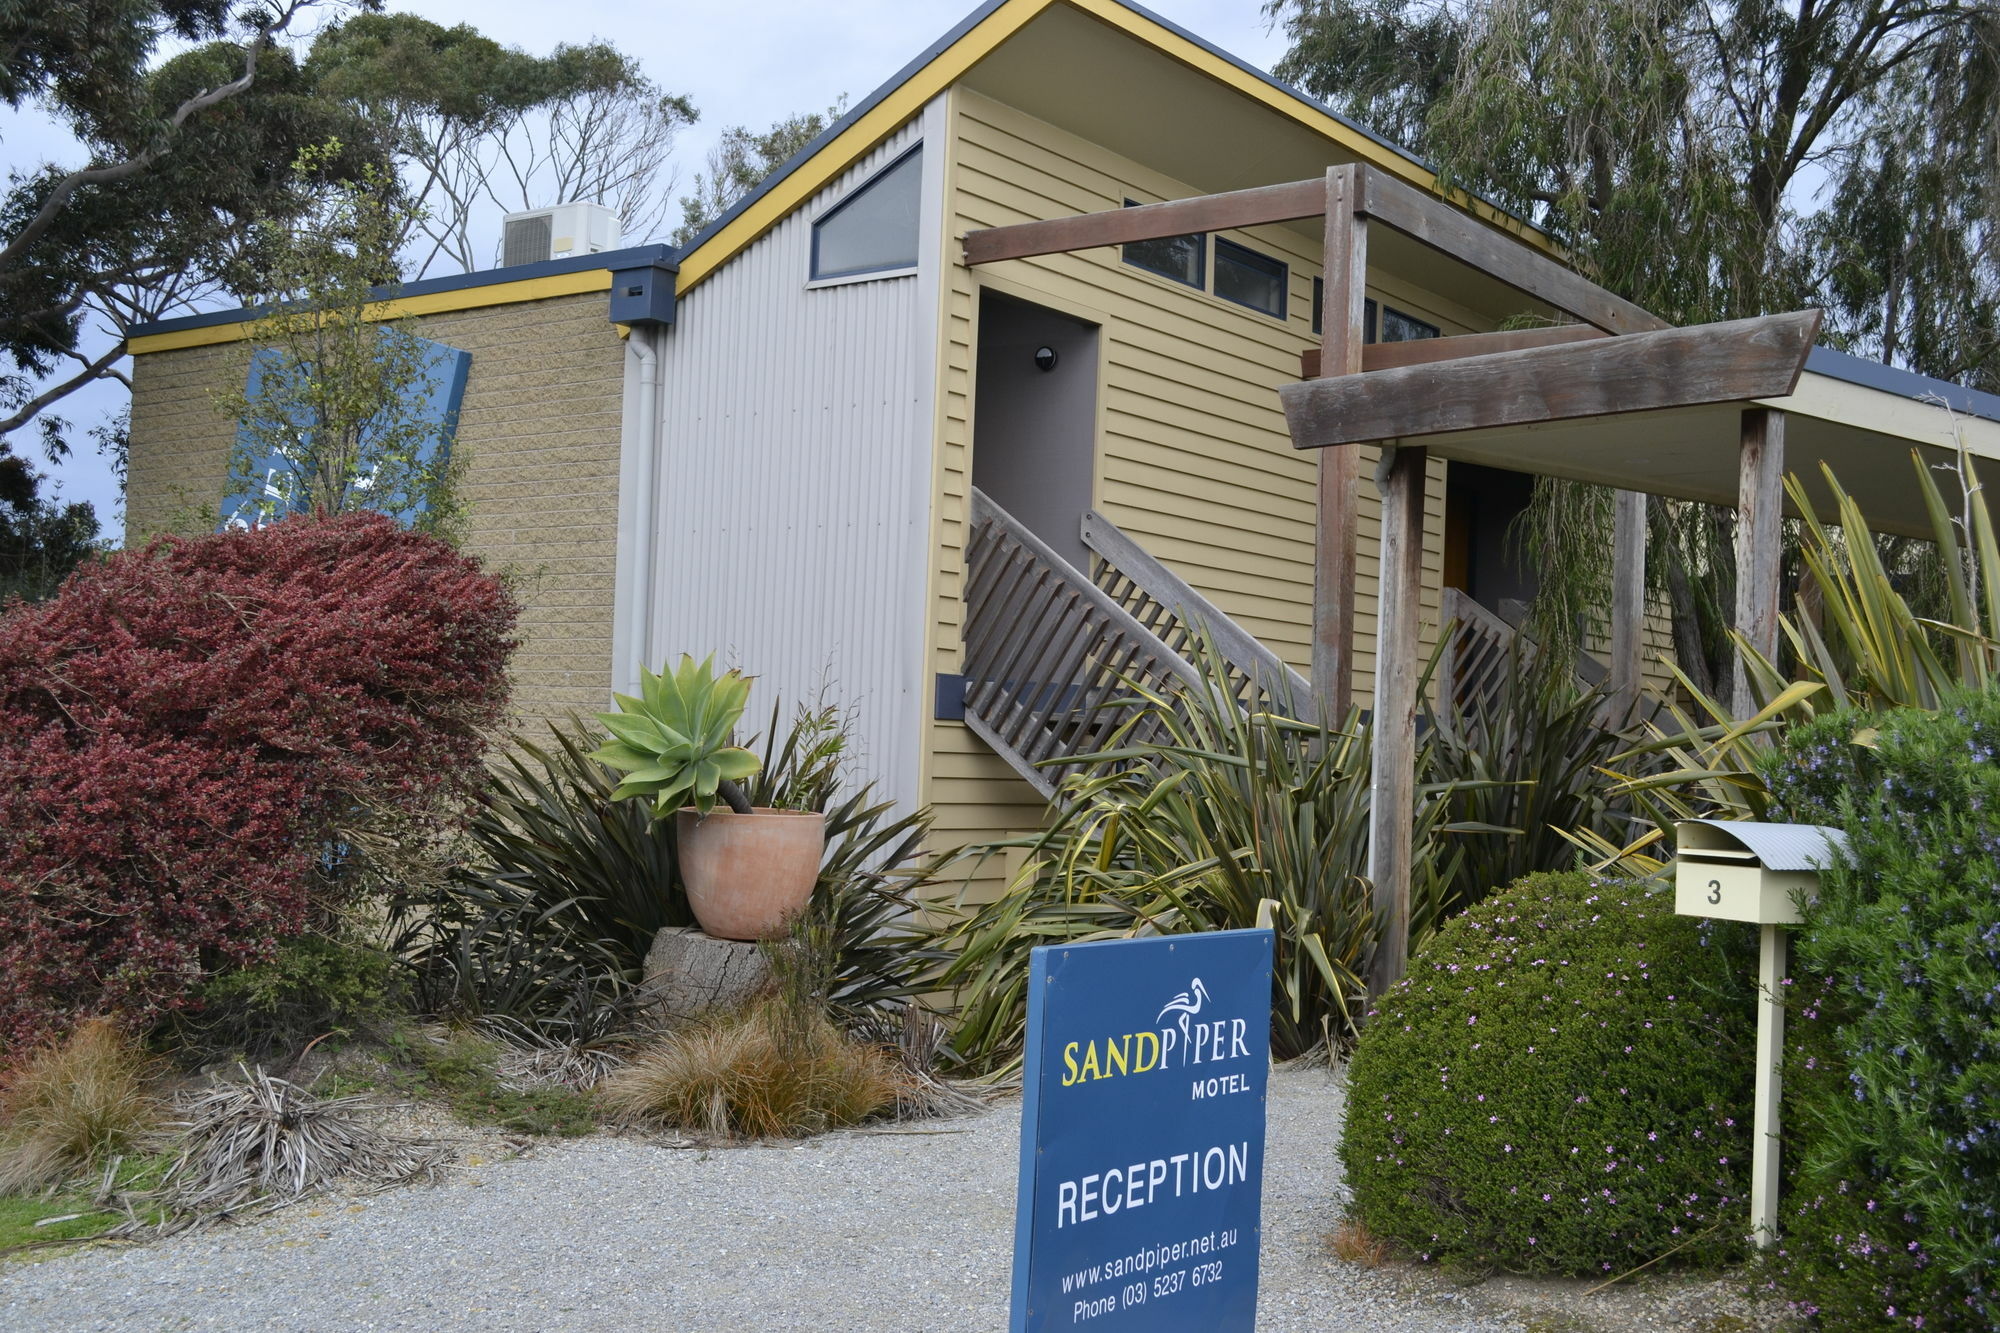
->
[1157,977,1210,1066]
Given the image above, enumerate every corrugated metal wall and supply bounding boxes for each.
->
[646,108,942,813]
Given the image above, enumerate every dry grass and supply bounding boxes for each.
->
[602,1001,903,1140]
[127,1065,447,1228]
[1330,1218,1392,1268]
[0,1018,162,1194]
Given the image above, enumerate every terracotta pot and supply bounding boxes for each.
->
[675,806,827,942]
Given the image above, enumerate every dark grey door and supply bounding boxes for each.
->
[971,291,1100,574]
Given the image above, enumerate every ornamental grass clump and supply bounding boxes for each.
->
[603,919,903,1140]
[0,1018,162,1194]
[602,1002,902,1140]
[1340,871,1756,1276]
[1760,695,2000,1330]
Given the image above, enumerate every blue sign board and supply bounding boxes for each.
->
[220,337,472,531]
[1011,929,1273,1332]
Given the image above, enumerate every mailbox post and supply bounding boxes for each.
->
[1673,819,1848,1248]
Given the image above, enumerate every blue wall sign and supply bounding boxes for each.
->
[1011,929,1273,1332]
[220,336,472,531]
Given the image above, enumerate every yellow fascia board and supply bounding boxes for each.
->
[673,0,1555,297]
[672,0,1044,295]
[126,269,615,355]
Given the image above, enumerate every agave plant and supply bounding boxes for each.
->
[592,655,760,816]
[397,705,949,1036]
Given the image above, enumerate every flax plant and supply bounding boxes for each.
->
[938,639,1470,1068]
[1578,448,2000,868]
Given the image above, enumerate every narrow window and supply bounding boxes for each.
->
[1379,303,1441,342]
[1313,289,1439,342]
[1121,199,1204,288]
[811,147,922,281]
[1213,239,1286,319]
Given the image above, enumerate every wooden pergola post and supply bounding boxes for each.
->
[1733,408,1786,719]
[1366,444,1426,994]
[1609,489,1647,721]
[1313,164,1367,722]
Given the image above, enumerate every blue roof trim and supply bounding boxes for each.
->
[1805,345,2000,425]
[129,243,678,339]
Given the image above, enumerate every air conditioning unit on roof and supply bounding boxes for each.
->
[500,202,622,268]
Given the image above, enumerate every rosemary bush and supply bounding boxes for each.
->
[1761,695,2000,1330]
[1339,871,1756,1276]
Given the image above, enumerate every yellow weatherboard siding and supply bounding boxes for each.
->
[671,0,1551,299]
[923,89,1457,887]
[124,270,616,355]
[123,291,627,734]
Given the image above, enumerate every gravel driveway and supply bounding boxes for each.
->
[2,1066,1523,1332]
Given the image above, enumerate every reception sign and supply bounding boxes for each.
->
[1010,929,1272,1332]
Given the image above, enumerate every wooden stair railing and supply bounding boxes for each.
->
[1439,586,1658,726]
[962,489,1207,797]
[1080,509,1313,718]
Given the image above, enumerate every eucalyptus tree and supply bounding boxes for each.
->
[673,102,847,246]
[0,0,383,441]
[306,14,697,273]
[1268,0,2000,695]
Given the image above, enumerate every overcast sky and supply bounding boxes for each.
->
[11,1,1292,539]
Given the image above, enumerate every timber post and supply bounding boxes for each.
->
[1313,163,1367,723]
[1733,408,1786,720]
[1610,489,1647,722]
[1365,443,1426,995]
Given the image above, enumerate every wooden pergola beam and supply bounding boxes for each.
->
[963,165,1670,339]
[1361,173,1669,336]
[1281,310,1823,450]
[962,178,1326,266]
[1300,324,1606,379]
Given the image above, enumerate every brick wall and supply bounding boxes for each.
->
[124,291,628,736]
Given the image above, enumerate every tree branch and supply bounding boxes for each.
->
[0,342,129,438]
[0,0,312,273]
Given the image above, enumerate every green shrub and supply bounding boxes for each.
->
[1340,871,1756,1275]
[180,935,398,1061]
[1760,695,2000,1329]
[1422,643,1641,918]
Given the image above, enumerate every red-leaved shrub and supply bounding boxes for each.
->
[0,514,517,1050]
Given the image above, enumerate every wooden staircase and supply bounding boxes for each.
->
[960,489,1308,796]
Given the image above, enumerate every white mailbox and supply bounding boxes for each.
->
[1674,819,1848,925]
[1672,817,1849,1251]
